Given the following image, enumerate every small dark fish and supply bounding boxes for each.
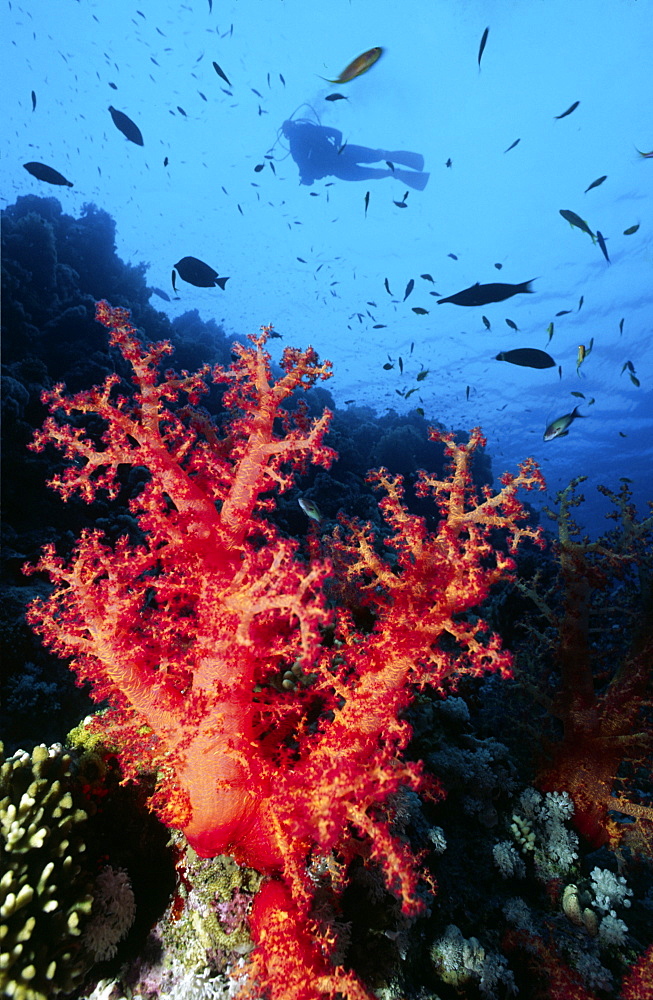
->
[560,209,595,240]
[619,318,624,335]
[174,255,229,288]
[163,156,169,167]
[555,309,572,316]
[172,269,178,293]
[505,318,519,331]
[177,106,187,117]
[254,163,265,172]
[445,158,452,167]
[393,199,407,208]
[23,161,73,186]
[398,357,404,374]
[447,253,458,260]
[420,273,434,282]
[150,287,171,302]
[108,81,117,90]
[546,322,554,344]
[482,315,491,330]
[555,100,580,120]
[543,405,585,441]
[279,73,285,86]
[297,257,306,263]
[495,348,555,369]
[504,138,520,153]
[412,307,428,315]
[384,277,392,295]
[478,27,489,68]
[31,90,36,111]
[404,279,414,300]
[623,224,639,235]
[373,324,387,329]
[344,399,355,405]
[383,362,394,370]
[596,230,610,263]
[324,47,383,84]
[198,91,207,101]
[108,106,144,145]
[437,278,535,306]
[325,93,348,102]
[494,263,503,270]
[416,369,429,381]
[584,175,607,193]
[251,88,263,97]
[364,190,370,217]
[208,0,212,11]
[578,295,584,311]
[337,142,347,155]
[558,365,562,380]
[386,161,395,171]
[466,385,470,400]
[621,360,635,374]
[212,61,231,86]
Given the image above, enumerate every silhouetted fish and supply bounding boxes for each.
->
[213,61,231,86]
[174,256,229,288]
[495,348,555,369]
[555,100,580,120]
[23,161,73,186]
[478,27,489,68]
[108,106,143,145]
[437,279,535,306]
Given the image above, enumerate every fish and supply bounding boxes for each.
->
[108,106,143,145]
[254,163,265,172]
[420,274,434,283]
[416,369,429,381]
[109,81,117,90]
[478,27,489,68]
[373,324,387,329]
[279,73,285,86]
[364,191,370,217]
[212,61,231,86]
[445,158,452,168]
[393,199,407,208]
[504,138,520,153]
[559,209,595,241]
[174,256,229,288]
[635,148,653,158]
[324,47,383,84]
[505,319,519,331]
[31,90,36,111]
[623,224,640,235]
[325,93,348,102]
[555,309,572,316]
[578,295,584,311]
[543,406,586,441]
[298,497,322,523]
[447,253,458,260]
[384,278,392,296]
[382,362,394,370]
[163,156,169,166]
[482,315,491,330]
[619,318,624,335]
[555,100,580,119]
[576,344,587,375]
[596,230,610,263]
[23,161,73,186]
[584,175,607,193]
[386,161,395,171]
[546,322,554,344]
[171,269,178,294]
[150,287,171,302]
[495,348,555,369]
[404,279,414,300]
[494,263,503,270]
[412,307,428,315]
[466,386,470,401]
[437,279,535,306]
[398,357,404,374]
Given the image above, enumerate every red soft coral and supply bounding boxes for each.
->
[26,302,546,999]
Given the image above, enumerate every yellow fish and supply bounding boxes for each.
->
[323,47,383,84]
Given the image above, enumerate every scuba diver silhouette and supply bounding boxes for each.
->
[281,119,429,190]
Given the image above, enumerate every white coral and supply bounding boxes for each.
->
[83,866,136,961]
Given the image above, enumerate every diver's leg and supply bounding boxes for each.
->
[332,165,393,181]
[379,151,425,171]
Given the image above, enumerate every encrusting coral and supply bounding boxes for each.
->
[23,301,549,999]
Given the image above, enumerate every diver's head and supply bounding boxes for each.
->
[281,119,296,139]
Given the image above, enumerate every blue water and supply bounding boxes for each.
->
[3,0,652,536]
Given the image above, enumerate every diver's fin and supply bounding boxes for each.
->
[393,169,430,191]
[382,151,425,171]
